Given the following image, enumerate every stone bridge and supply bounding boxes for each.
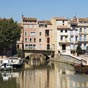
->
[24,50,55,59]
[23,50,54,66]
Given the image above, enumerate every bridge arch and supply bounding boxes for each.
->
[24,50,55,59]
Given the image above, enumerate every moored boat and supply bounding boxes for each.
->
[0,57,24,70]
[74,64,88,73]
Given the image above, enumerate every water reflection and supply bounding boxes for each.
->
[0,62,88,88]
[0,71,20,88]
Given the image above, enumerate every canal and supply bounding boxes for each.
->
[0,61,88,88]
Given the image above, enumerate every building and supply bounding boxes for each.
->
[17,16,88,55]
[77,18,88,53]
[51,17,71,54]
[17,16,53,52]
[69,16,78,54]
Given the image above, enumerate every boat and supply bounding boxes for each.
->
[0,59,13,70]
[0,57,24,70]
[74,63,88,73]
[8,57,24,68]
[0,63,13,70]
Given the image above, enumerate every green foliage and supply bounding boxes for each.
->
[0,18,21,55]
[76,43,82,56]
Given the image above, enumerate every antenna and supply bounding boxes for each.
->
[22,14,24,18]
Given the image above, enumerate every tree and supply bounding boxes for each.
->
[76,43,82,56]
[0,18,21,55]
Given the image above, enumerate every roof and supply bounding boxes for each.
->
[53,17,68,21]
[22,17,37,22]
[38,20,52,25]
[69,20,78,25]
[69,21,78,25]
[57,25,70,29]
[79,18,88,23]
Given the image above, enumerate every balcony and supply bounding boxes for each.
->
[70,45,76,50]
[70,32,78,36]
[78,23,88,27]
[59,40,70,44]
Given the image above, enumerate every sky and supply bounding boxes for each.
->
[0,0,88,22]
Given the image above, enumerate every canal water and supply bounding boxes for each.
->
[0,61,88,88]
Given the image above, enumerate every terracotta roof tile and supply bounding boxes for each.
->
[22,17,37,21]
[53,17,68,21]
[79,18,88,22]
[38,20,52,25]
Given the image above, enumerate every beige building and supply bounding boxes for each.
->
[69,16,78,54]
[51,17,71,54]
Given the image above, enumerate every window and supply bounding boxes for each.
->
[45,24,47,27]
[84,28,86,32]
[71,36,73,38]
[47,44,50,50]
[30,38,32,42]
[33,44,36,49]
[61,30,63,32]
[80,28,82,32]
[30,32,36,36]
[65,30,67,32]
[25,32,27,36]
[80,35,82,41]
[75,36,78,41]
[25,38,27,42]
[25,44,28,49]
[28,44,36,49]
[84,43,86,49]
[39,24,43,27]
[47,38,50,43]
[39,32,41,36]
[34,38,36,42]
[84,35,86,40]
[39,38,41,42]
[29,44,32,49]
[45,30,49,36]
[63,20,64,25]
[62,44,66,50]
[60,36,63,40]
[39,24,47,28]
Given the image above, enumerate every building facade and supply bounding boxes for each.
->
[51,17,71,54]
[17,16,88,55]
[17,16,53,51]
[77,18,88,52]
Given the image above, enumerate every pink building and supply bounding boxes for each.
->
[17,16,52,51]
